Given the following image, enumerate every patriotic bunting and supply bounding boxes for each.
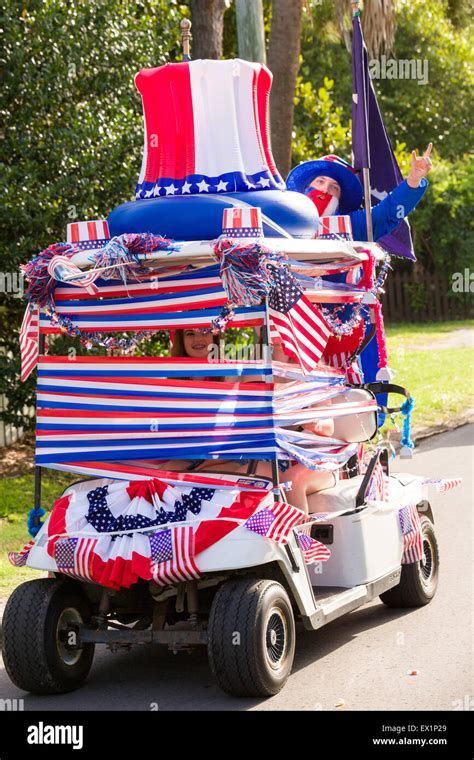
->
[9,476,319,589]
[39,476,272,589]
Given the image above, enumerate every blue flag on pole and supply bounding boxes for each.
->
[351,12,415,261]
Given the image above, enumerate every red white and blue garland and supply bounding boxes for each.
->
[21,233,175,308]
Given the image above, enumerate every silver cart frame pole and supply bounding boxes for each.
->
[362,167,374,243]
[351,1,374,243]
[33,332,45,516]
[262,295,280,502]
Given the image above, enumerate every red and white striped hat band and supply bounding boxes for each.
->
[222,207,263,238]
[315,215,353,241]
[67,220,110,251]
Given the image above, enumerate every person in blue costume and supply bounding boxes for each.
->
[286,145,433,241]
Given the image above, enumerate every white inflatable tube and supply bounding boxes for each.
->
[67,238,385,280]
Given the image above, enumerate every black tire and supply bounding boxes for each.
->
[207,577,295,697]
[2,578,95,694]
[380,515,439,608]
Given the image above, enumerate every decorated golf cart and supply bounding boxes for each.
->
[3,18,458,699]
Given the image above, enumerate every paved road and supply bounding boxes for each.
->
[0,425,472,711]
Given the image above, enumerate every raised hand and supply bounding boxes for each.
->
[407,143,433,187]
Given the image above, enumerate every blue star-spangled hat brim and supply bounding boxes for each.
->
[286,159,364,214]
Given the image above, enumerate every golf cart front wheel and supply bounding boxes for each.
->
[208,577,295,697]
[2,578,95,694]
[380,515,439,608]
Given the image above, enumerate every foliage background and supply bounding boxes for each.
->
[0,0,472,430]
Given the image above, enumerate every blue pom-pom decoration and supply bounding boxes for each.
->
[400,396,415,451]
[27,506,46,538]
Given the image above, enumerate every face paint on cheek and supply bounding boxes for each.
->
[307,189,340,216]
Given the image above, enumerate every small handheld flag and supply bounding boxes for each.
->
[20,304,39,382]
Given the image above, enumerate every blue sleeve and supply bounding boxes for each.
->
[349,178,428,241]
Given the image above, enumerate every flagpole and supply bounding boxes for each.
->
[351,1,373,243]
[32,332,45,529]
[362,168,373,243]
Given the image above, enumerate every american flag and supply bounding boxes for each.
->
[244,500,303,544]
[295,527,331,564]
[366,458,388,502]
[325,351,363,385]
[20,304,39,382]
[399,504,423,564]
[54,536,98,580]
[268,264,332,374]
[150,526,200,586]
[423,477,462,493]
[8,540,35,567]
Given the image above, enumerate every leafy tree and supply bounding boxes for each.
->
[292,75,351,166]
[298,0,473,161]
[0,0,186,429]
[410,155,474,273]
[294,0,473,273]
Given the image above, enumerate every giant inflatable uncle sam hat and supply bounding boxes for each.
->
[135,59,285,199]
[287,155,364,215]
[108,58,318,240]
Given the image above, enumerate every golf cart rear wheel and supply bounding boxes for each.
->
[208,577,295,697]
[380,515,439,608]
[2,578,95,694]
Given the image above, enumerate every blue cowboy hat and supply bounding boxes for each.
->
[286,155,363,214]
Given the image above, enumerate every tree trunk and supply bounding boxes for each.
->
[235,0,266,63]
[189,0,229,60]
[267,0,304,178]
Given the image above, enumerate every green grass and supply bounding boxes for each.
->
[0,471,80,598]
[0,320,472,599]
[385,319,474,338]
[384,320,474,429]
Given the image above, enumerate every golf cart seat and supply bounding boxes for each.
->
[307,468,422,514]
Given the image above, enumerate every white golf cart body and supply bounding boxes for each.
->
[24,465,430,631]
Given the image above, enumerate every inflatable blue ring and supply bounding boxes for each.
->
[108,190,318,241]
